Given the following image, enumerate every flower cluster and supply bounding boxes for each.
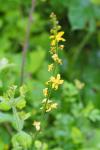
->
[33,121,41,131]
[42,13,65,113]
[33,13,65,132]
[49,13,65,65]
[46,74,63,90]
[41,99,58,112]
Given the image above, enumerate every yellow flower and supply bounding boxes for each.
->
[50,102,58,109]
[52,53,58,61]
[56,31,65,42]
[57,58,62,64]
[41,99,58,112]
[50,46,56,54]
[43,88,48,97]
[50,74,64,90]
[52,54,62,64]
[50,12,56,18]
[59,45,64,50]
[33,121,41,131]
[42,98,52,103]
[51,40,56,46]
[48,64,54,72]
[50,31,65,46]
[46,102,58,112]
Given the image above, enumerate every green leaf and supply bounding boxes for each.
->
[15,98,26,110]
[0,58,14,71]
[71,127,83,144]
[27,48,46,73]
[68,7,86,30]
[89,109,100,122]
[68,0,97,31]
[12,131,32,149]
[0,112,13,123]
[36,61,51,82]
[0,101,11,111]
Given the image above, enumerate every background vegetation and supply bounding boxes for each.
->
[0,0,100,149]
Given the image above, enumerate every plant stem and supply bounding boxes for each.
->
[73,32,92,63]
[20,0,36,85]
[12,107,22,132]
[3,123,13,136]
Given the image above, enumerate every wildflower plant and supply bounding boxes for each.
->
[33,12,65,131]
[0,12,65,149]
[0,85,32,150]
[0,0,99,149]
[41,12,64,112]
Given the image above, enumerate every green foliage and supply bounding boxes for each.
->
[12,131,32,149]
[0,0,100,150]
[50,0,100,31]
[27,48,46,73]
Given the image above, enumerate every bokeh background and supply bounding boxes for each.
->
[0,0,100,149]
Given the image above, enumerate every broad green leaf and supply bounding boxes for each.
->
[68,7,86,30]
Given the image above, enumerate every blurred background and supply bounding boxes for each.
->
[0,0,100,149]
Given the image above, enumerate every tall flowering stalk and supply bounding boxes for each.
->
[33,13,65,131]
[42,13,65,112]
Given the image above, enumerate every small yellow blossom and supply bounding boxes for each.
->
[59,45,64,50]
[50,102,58,109]
[74,79,85,90]
[40,99,51,110]
[48,64,54,72]
[50,46,56,54]
[43,88,48,97]
[57,58,62,64]
[50,31,65,46]
[50,12,56,18]
[52,54,62,64]
[42,99,52,103]
[41,99,58,112]
[41,13,65,115]
[46,102,58,112]
[52,54,58,61]
[50,46,56,53]
[49,74,64,90]
[50,31,65,42]
[56,31,65,42]
[46,107,51,112]
[33,121,41,131]
[51,40,56,46]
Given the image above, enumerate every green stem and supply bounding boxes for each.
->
[73,32,92,63]
[34,23,61,141]
[43,40,59,113]
[12,107,22,132]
